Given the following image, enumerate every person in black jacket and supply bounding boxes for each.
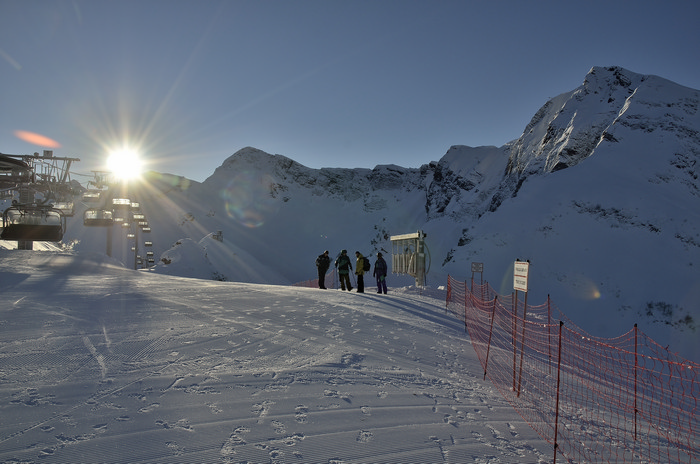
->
[315,250,330,289]
[334,250,353,291]
[373,252,388,294]
[354,251,366,293]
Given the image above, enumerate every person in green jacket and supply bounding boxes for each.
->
[334,250,353,291]
[354,251,365,293]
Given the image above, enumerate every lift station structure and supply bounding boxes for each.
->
[390,230,429,287]
[1,150,80,249]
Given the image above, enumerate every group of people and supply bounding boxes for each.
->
[315,249,388,294]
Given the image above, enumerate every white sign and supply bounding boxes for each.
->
[471,262,483,273]
[513,261,529,292]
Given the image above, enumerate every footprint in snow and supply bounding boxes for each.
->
[295,405,309,423]
[271,419,286,434]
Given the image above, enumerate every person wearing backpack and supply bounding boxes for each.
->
[354,251,367,293]
[374,252,388,294]
[315,250,331,289]
[334,250,353,291]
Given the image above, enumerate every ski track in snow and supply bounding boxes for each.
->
[0,252,551,463]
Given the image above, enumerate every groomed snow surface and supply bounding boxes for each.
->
[0,250,552,463]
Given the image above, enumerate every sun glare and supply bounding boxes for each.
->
[106,149,143,181]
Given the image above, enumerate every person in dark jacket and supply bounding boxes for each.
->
[373,252,388,294]
[315,250,330,289]
[334,250,353,291]
[354,251,366,293]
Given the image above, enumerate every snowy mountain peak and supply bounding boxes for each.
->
[506,66,700,177]
[5,66,698,360]
[212,146,297,178]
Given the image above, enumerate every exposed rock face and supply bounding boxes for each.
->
[57,66,699,357]
[507,66,699,174]
[201,66,699,226]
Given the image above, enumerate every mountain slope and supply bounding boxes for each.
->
[5,65,697,360]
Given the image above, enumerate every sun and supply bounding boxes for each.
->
[106,149,143,181]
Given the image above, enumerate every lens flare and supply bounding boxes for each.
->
[220,172,280,228]
[567,274,603,300]
[14,130,61,148]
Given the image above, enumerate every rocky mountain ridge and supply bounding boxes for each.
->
[40,65,700,359]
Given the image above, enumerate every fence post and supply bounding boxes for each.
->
[445,275,451,313]
[634,323,638,441]
[516,290,529,397]
[548,294,552,375]
[513,291,518,392]
[553,321,564,464]
[464,281,468,332]
[483,296,498,380]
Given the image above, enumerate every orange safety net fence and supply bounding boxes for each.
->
[293,268,337,289]
[446,275,699,464]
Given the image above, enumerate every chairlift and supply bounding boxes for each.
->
[127,233,135,239]
[51,201,75,217]
[131,213,145,221]
[82,190,102,203]
[1,205,66,242]
[144,241,153,247]
[142,227,151,233]
[83,208,114,227]
[130,202,140,210]
[146,251,154,257]
[112,198,130,207]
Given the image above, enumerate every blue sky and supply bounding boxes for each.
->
[1,0,699,182]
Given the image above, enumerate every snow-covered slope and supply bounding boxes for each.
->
[0,250,552,463]
[454,66,700,359]
[2,66,698,361]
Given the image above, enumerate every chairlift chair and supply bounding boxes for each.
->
[51,201,75,217]
[82,190,102,203]
[83,208,114,227]
[1,205,66,242]
[112,198,131,209]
